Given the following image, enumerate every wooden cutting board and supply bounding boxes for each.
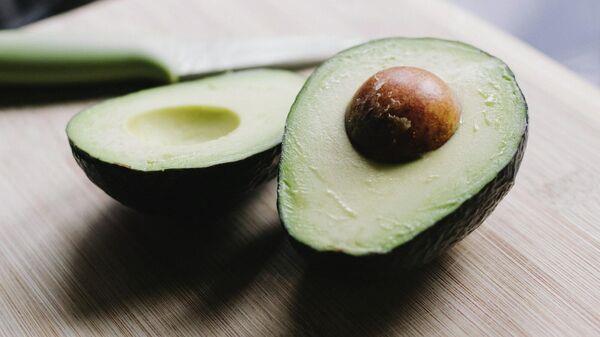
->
[1,0,598,336]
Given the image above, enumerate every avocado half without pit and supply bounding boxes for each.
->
[278,38,528,270]
[67,69,305,214]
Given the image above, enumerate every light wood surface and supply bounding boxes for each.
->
[1,0,599,336]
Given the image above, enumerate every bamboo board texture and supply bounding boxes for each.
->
[1,0,599,336]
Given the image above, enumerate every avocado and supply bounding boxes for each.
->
[67,69,305,214]
[277,38,528,270]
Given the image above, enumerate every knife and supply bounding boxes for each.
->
[0,32,363,86]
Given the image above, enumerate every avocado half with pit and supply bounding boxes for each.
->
[67,69,305,214]
[278,38,528,270]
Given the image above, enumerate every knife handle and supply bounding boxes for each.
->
[0,32,176,86]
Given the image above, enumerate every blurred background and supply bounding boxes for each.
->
[0,0,598,84]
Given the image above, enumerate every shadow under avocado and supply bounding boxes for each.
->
[284,258,449,337]
[63,185,284,319]
[63,181,454,335]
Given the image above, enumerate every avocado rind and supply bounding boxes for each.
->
[72,141,280,215]
[277,37,529,270]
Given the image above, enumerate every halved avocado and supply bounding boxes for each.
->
[278,38,528,270]
[67,69,305,214]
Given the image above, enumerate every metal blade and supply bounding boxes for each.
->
[143,36,365,79]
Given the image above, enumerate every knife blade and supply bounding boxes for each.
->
[0,31,363,86]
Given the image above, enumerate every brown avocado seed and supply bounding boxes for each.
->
[345,66,461,163]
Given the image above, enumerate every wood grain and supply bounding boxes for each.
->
[1,0,599,336]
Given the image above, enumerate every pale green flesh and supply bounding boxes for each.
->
[127,106,240,146]
[278,38,527,255]
[67,69,305,171]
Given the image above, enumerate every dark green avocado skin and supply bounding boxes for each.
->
[70,142,280,215]
[284,114,528,274]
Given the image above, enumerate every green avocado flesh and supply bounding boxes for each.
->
[278,38,527,256]
[67,69,304,171]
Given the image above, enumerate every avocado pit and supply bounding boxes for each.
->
[345,66,461,162]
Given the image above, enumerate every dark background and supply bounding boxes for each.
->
[0,0,598,84]
[0,0,92,28]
